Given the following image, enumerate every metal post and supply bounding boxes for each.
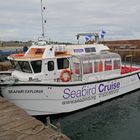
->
[56,122,61,132]
[46,116,51,127]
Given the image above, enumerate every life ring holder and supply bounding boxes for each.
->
[60,69,71,82]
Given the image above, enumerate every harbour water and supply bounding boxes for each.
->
[49,89,140,140]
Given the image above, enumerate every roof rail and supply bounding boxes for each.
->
[76,33,99,44]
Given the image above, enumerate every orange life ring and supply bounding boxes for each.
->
[60,69,71,82]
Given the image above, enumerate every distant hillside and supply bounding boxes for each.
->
[0,40,72,47]
[0,41,32,47]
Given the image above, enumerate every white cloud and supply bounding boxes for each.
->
[0,0,140,42]
[0,29,19,40]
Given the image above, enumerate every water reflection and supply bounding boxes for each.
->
[49,90,140,140]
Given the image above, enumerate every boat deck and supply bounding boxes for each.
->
[121,66,140,74]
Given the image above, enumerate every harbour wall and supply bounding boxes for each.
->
[103,40,140,64]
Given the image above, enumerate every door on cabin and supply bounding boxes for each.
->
[44,59,57,81]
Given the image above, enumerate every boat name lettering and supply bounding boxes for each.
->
[99,89,119,98]
[62,96,96,105]
[8,89,43,94]
[98,82,120,93]
[63,85,96,99]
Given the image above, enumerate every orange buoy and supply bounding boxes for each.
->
[60,69,71,82]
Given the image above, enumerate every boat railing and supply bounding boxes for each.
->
[124,55,133,68]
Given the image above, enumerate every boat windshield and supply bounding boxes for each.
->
[10,60,32,73]
[18,61,32,73]
[31,60,42,73]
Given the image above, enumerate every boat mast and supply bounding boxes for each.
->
[41,0,45,37]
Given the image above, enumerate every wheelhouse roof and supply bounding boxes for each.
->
[72,52,121,61]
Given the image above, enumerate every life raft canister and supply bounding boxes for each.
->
[60,69,72,82]
[10,54,24,58]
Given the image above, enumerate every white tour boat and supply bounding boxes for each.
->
[0,0,140,116]
[0,35,140,115]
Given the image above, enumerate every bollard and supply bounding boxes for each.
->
[46,116,51,127]
[56,122,61,132]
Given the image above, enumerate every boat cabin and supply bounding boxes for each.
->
[8,42,121,82]
[71,52,121,82]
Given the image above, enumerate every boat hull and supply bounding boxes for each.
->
[1,71,140,116]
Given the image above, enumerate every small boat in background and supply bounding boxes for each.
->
[0,46,28,71]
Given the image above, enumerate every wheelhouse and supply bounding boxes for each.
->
[8,41,121,82]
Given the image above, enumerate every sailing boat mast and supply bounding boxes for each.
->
[41,0,45,37]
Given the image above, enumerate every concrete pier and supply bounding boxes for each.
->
[0,97,70,140]
[0,62,11,71]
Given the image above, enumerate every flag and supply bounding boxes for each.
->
[85,35,92,42]
[100,30,106,39]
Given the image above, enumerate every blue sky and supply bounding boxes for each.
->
[0,0,140,43]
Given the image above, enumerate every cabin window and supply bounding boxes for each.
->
[31,60,42,73]
[10,60,21,71]
[105,60,112,71]
[18,61,32,73]
[73,63,80,74]
[35,49,44,54]
[114,60,121,69]
[48,61,54,71]
[57,58,69,69]
[26,48,45,57]
[83,62,92,74]
[85,47,96,53]
[94,62,98,72]
[94,61,103,72]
